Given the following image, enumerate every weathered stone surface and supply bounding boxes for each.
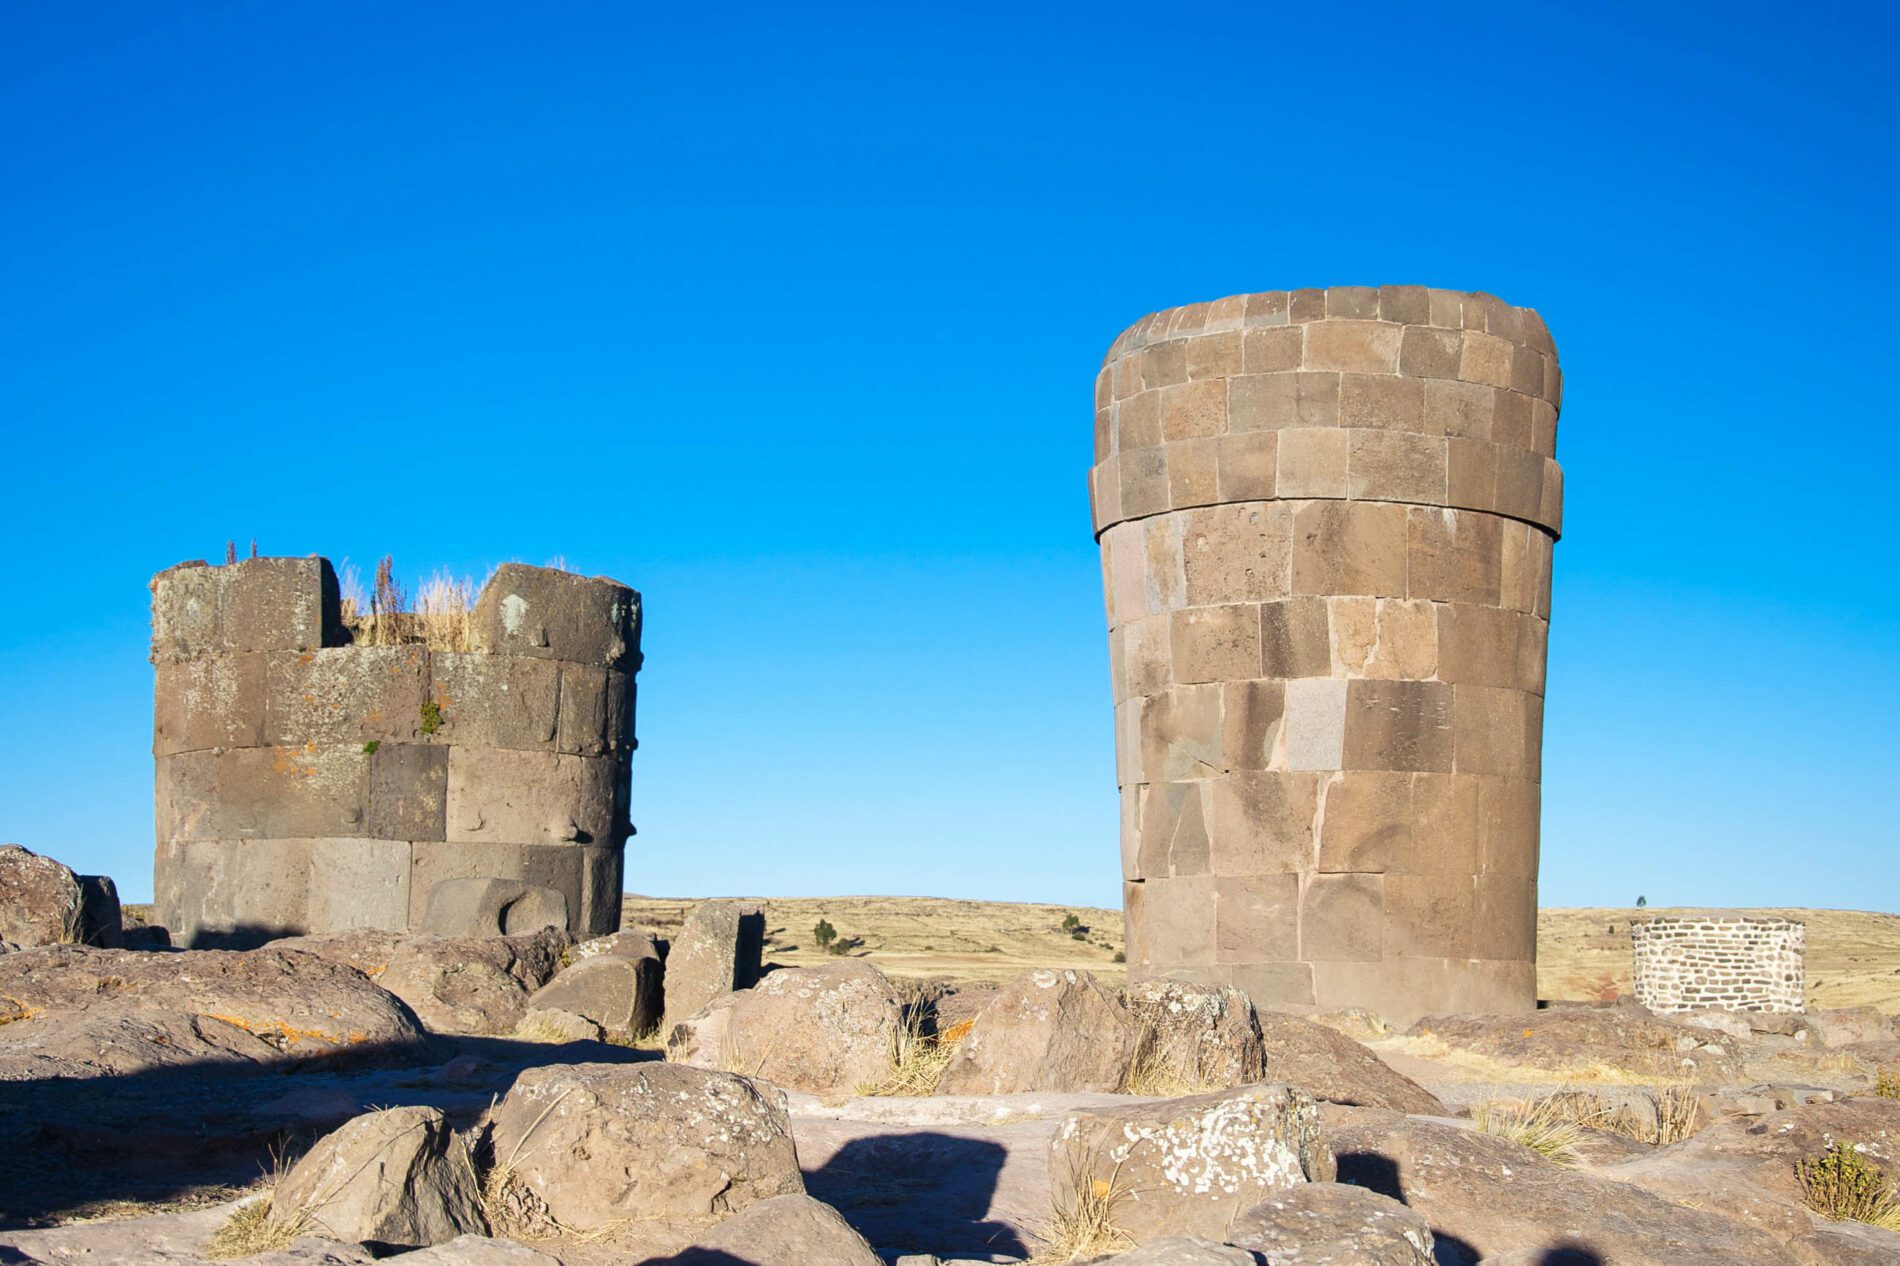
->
[668,960,902,1101]
[527,952,661,1039]
[1254,1011,1444,1113]
[273,928,567,1035]
[1050,1084,1331,1242]
[399,1237,564,1266]
[1125,978,1265,1090]
[1227,1181,1435,1264]
[0,945,426,1078]
[662,900,765,1032]
[418,877,570,938]
[469,563,641,671]
[1406,1006,1738,1082]
[0,844,113,946]
[573,926,662,962]
[1325,1105,1798,1265]
[936,970,1140,1095]
[514,1005,604,1043]
[0,1199,378,1266]
[1086,1238,1256,1264]
[661,1193,882,1265]
[268,1106,486,1248]
[485,1061,802,1235]
[1805,1006,1892,1047]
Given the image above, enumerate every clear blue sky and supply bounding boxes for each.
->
[1,3,1894,911]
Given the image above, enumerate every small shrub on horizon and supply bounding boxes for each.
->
[812,919,837,952]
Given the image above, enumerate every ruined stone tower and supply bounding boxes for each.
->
[151,556,640,947]
[1090,286,1562,1025]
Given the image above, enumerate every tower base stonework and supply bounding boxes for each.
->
[151,556,640,947]
[1091,287,1563,1026]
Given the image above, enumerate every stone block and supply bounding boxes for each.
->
[1443,958,1536,1015]
[1317,771,1410,873]
[1216,874,1300,963]
[1275,428,1349,498]
[1208,772,1318,875]
[1118,389,1162,450]
[1287,288,1327,323]
[445,747,620,847]
[1458,332,1515,388]
[1471,874,1537,959]
[307,838,413,932]
[1158,380,1227,441]
[1205,293,1247,331]
[1511,344,1546,396]
[1476,776,1540,877]
[1495,447,1545,522]
[1379,284,1430,325]
[1384,872,1473,958]
[154,749,220,842]
[1346,429,1446,503]
[1454,685,1531,776]
[1138,780,1211,879]
[1215,431,1277,501]
[1124,614,1173,699]
[1142,516,1187,611]
[1426,289,1467,328]
[1242,326,1302,374]
[157,836,312,947]
[1339,373,1425,430]
[1499,522,1554,616]
[1531,398,1558,457]
[1164,437,1219,509]
[1410,772,1481,876]
[161,745,370,841]
[420,876,570,937]
[1225,960,1316,1008]
[1139,683,1223,782]
[1300,873,1384,961]
[1170,606,1261,684]
[264,646,427,747]
[1327,597,1436,679]
[1185,330,1241,380]
[1424,379,1496,441]
[1407,506,1502,606]
[1311,959,1448,1024]
[1343,679,1454,772]
[1435,604,1522,688]
[1168,302,1210,336]
[1493,389,1533,449]
[1181,503,1292,606]
[471,564,641,672]
[1540,460,1565,534]
[663,900,765,1030]
[607,668,637,752]
[1141,875,1218,964]
[430,652,561,751]
[1325,286,1381,319]
[1400,326,1463,380]
[1303,321,1401,374]
[408,840,587,932]
[1245,290,1290,326]
[1283,678,1347,771]
[366,742,448,841]
[555,662,611,755]
[1292,501,1407,598]
[153,653,267,754]
[219,557,341,655]
[1219,678,1284,770]
[1445,438,1499,511]
[1089,460,1120,534]
[149,561,220,661]
[1260,599,1332,678]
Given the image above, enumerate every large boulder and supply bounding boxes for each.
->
[1227,1181,1435,1264]
[1254,1011,1444,1114]
[573,926,664,963]
[1605,1097,1900,1260]
[1050,1084,1331,1244]
[936,970,1139,1095]
[268,1106,486,1249]
[0,844,121,947]
[661,1193,882,1265]
[273,927,568,1035]
[661,900,764,1032]
[1124,979,1264,1092]
[0,944,426,1078]
[485,1061,803,1236]
[1324,1105,1800,1265]
[668,960,902,1101]
[526,952,660,1040]
[1406,1006,1739,1083]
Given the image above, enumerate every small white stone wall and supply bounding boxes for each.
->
[1630,915,1805,1014]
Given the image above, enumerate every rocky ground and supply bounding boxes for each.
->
[5,848,1900,1265]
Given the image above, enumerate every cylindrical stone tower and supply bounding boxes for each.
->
[151,556,641,948]
[1090,286,1562,1025]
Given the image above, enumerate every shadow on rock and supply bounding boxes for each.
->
[804,1131,1027,1259]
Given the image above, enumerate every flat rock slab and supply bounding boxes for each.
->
[0,1200,376,1265]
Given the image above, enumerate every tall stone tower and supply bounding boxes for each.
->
[1090,287,1561,1025]
[151,556,640,947]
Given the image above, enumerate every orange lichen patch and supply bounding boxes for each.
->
[0,996,43,1026]
[200,1012,344,1050]
[940,1019,975,1043]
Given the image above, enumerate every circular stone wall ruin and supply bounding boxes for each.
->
[151,556,640,947]
[1089,286,1562,1025]
[1630,915,1805,1014]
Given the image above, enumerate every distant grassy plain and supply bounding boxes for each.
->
[623,897,1900,1013]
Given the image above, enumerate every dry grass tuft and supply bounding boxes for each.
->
[204,1197,300,1259]
[1032,1157,1134,1263]
[859,1006,962,1097]
[1472,1096,1587,1166]
[337,557,485,651]
[1529,1081,1703,1145]
[1120,994,1261,1097]
[1798,1141,1900,1230]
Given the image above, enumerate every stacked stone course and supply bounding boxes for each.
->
[1090,286,1562,1026]
[151,556,640,946]
[1630,915,1805,1014]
